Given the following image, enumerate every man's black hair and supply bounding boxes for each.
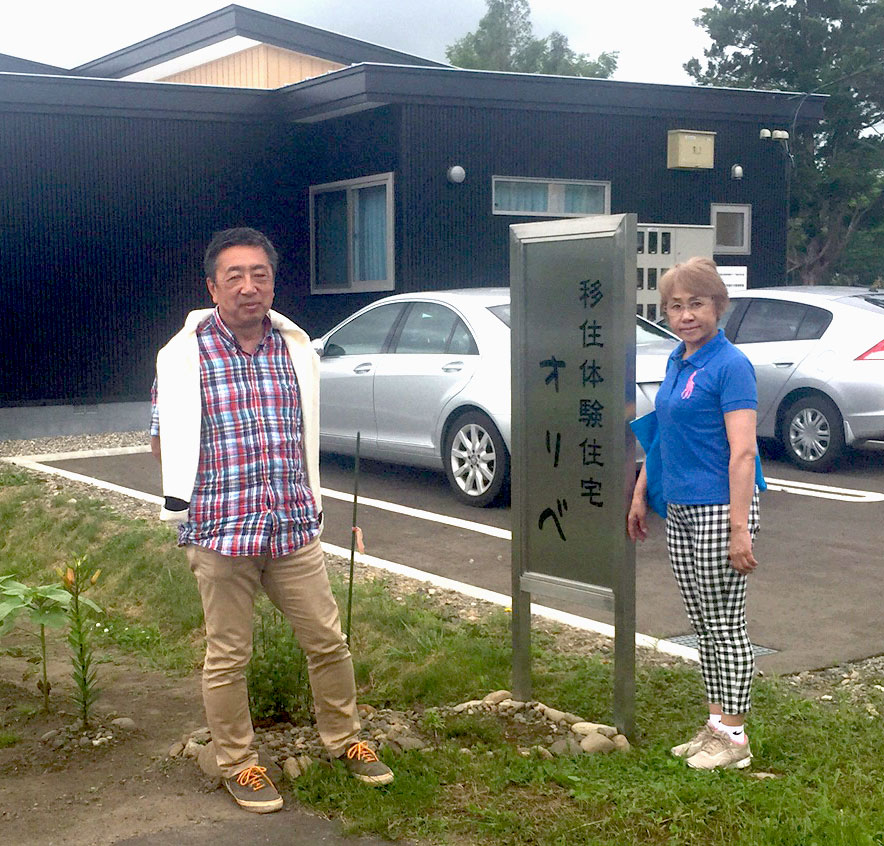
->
[204,227,279,280]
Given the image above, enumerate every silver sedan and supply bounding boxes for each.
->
[724,287,884,471]
[314,289,676,506]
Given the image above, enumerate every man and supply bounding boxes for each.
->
[151,227,393,814]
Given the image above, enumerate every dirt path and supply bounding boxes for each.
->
[0,641,388,846]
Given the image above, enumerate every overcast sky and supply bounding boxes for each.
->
[3,0,712,86]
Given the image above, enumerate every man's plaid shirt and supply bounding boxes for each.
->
[151,309,320,557]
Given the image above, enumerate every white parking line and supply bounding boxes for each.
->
[1,452,698,663]
[764,477,884,502]
[321,488,512,539]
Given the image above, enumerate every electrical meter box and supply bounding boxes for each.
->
[635,223,714,323]
[667,129,716,170]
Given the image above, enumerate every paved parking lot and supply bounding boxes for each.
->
[9,441,883,674]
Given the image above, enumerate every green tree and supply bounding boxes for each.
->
[685,0,884,286]
[446,0,617,78]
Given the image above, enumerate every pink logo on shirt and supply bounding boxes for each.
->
[681,368,703,399]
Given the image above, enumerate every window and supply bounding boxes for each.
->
[310,173,394,294]
[492,176,610,217]
[733,299,832,344]
[323,303,404,357]
[394,303,478,355]
[711,203,751,255]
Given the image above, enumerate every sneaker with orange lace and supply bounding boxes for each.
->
[338,740,394,785]
[223,764,284,813]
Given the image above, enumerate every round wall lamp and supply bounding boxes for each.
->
[731,164,744,180]
[447,165,466,184]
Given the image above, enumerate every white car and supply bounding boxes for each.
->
[314,289,676,506]
[724,287,884,470]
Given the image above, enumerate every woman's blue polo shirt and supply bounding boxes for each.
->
[655,329,757,505]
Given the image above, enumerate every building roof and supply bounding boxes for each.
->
[0,53,68,75]
[277,63,827,126]
[0,4,826,127]
[70,4,446,80]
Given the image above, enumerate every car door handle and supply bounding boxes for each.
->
[353,362,373,374]
[773,361,794,368]
[442,361,464,373]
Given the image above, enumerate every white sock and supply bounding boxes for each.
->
[707,714,723,730]
[721,722,747,744]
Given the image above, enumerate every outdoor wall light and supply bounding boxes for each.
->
[447,165,466,184]
[759,128,790,140]
[731,164,744,180]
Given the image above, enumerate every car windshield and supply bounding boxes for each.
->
[861,293,884,311]
[491,304,676,347]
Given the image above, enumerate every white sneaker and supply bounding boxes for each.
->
[686,731,752,770]
[671,724,716,758]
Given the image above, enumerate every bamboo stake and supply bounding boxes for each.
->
[345,431,361,644]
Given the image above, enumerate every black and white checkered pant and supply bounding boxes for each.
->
[665,490,760,715]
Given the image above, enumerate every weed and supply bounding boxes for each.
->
[0,731,20,748]
[247,600,312,723]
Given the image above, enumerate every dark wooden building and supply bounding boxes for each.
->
[0,4,824,416]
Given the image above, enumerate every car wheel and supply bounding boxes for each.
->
[781,395,845,472]
[444,411,509,507]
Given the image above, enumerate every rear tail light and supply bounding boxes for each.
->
[856,340,884,360]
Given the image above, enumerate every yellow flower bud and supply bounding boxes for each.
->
[90,570,101,584]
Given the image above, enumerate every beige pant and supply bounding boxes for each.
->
[186,539,360,778]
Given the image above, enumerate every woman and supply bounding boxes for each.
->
[627,257,760,771]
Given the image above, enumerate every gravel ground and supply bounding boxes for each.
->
[3,431,884,710]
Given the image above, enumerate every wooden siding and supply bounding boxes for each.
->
[160,45,344,89]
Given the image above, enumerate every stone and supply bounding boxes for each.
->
[596,724,618,738]
[579,733,616,754]
[297,755,314,773]
[452,700,483,713]
[283,757,303,780]
[543,708,567,723]
[78,736,92,747]
[41,730,60,742]
[612,735,631,753]
[571,722,604,736]
[167,741,185,758]
[110,717,137,732]
[533,745,554,760]
[183,738,204,759]
[749,772,781,780]
[560,712,584,726]
[357,703,376,718]
[549,737,581,757]
[482,690,512,705]
[189,727,211,744]
[394,734,426,752]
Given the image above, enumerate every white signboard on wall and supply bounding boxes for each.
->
[719,265,748,293]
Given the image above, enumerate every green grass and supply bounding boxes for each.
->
[4,468,884,844]
[0,730,20,748]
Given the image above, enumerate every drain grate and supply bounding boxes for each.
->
[667,634,778,657]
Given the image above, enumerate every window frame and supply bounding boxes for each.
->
[711,202,752,255]
[492,175,611,217]
[309,172,395,295]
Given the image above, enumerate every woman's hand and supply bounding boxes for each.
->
[728,527,758,574]
[627,497,649,542]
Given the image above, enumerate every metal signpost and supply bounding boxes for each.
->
[509,214,637,739]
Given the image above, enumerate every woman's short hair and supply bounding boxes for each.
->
[659,257,729,318]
